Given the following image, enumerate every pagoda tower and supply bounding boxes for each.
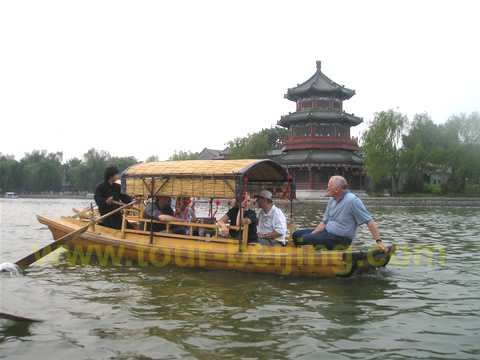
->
[275,61,365,194]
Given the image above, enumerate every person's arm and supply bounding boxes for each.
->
[217,214,231,237]
[367,220,388,252]
[311,221,326,234]
[158,214,181,222]
[94,183,109,208]
[119,189,133,204]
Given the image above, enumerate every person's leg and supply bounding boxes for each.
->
[292,228,315,246]
[256,238,276,246]
[170,227,186,235]
[300,231,351,250]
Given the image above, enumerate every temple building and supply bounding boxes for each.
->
[274,61,365,196]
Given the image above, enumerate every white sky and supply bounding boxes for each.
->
[1,0,479,162]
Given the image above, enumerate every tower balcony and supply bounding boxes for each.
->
[282,135,359,151]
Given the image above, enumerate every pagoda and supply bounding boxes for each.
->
[275,61,365,195]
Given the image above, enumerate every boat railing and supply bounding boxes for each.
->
[121,215,249,251]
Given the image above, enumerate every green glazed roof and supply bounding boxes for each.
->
[285,61,355,101]
[275,149,364,166]
[277,109,363,127]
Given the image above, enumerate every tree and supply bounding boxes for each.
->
[402,113,439,192]
[145,155,160,162]
[0,153,23,192]
[227,132,270,159]
[361,109,409,195]
[113,156,138,173]
[260,126,288,150]
[168,150,198,161]
[20,150,64,192]
[69,148,112,192]
[437,113,480,193]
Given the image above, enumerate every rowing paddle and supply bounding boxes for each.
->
[0,311,43,323]
[70,204,97,219]
[15,200,138,269]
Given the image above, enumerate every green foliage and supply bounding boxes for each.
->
[113,156,138,173]
[145,155,160,162]
[260,126,288,150]
[228,132,270,159]
[423,182,442,195]
[362,109,408,195]
[402,113,438,193]
[466,185,480,197]
[69,148,112,192]
[363,110,479,196]
[168,150,199,161]
[0,153,23,192]
[20,150,64,192]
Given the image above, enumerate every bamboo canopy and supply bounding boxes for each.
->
[121,159,295,199]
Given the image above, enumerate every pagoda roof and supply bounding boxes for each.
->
[278,110,363,127]
[285,61,355,101]
[275,149,364,166]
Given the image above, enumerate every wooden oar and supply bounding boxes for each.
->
[15,200,138,269]
[113,200,140,211]
[70,204,97,219]
[0,311,43,322]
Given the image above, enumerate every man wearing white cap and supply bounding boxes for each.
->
[255,189,287,246]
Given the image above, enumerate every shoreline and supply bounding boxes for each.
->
[293,197,480,207]
[4,194,480,207]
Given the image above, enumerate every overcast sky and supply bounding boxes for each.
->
[1,0,479,163]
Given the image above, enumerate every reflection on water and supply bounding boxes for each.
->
[1,199,480,359]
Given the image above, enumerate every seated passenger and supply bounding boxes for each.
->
[175,197,195,222]
[217,193,258,243]
[255,189,287,246]
[144,196,186,235]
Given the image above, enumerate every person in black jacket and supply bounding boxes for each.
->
[94,165,133,229]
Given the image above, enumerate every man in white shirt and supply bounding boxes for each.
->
[255,190,287,246]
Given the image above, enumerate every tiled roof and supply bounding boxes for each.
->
[285,61,355,101]
[274,149,364,165]
[278,110,362,127]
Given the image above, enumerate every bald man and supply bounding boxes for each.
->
[292,176,388,252]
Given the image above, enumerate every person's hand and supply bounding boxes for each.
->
[106,196,113,205]
[221,226,229,237]
[376,240,389,252]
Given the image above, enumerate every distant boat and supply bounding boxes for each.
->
[5,192,18,199]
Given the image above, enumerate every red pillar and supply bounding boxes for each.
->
[309,168,313,189]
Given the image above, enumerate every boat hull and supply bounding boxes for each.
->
[36,215,394,278]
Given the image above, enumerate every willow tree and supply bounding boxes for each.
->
[362,109,408,195]
[227,132,270,159]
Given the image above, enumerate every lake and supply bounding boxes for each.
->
[1,198,479,359]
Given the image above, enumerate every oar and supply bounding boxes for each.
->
[15,200,138,269]
[0,311,43,323]
[70,204,97,219]
[113,200,140,211]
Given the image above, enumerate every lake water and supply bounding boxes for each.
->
[1,198,479,359]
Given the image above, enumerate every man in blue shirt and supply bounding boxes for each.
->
[292,176,388,251]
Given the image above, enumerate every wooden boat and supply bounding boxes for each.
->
[37,159,395,278]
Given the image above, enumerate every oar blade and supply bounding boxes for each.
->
[0,312,43,323]
[15,224,90,269]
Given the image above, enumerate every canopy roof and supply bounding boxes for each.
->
[121,159,295,199]
[278,110,362,127]
[285,61,355,102]
[275,149,364,166]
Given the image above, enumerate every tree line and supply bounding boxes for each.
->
[1,116,479,196]
[0,127,287,194]
[362,111,480,195]
[0,149,139,194]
